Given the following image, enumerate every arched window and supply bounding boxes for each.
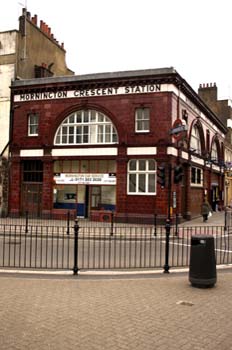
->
[190,125,201,155]
[211,141,218,162]
[54,110,118,145]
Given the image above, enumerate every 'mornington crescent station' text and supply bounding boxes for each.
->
[16,84,161,102]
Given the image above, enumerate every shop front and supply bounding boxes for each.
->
[53,159,116,218]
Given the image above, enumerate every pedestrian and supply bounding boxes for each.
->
[201,197,212,222]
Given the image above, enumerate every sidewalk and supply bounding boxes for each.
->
[180,210,226,227]
[0,269,231,350]
[0,212,231,349]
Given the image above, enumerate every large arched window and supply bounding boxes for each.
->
[190,125,201,155]
[54,110,118,145]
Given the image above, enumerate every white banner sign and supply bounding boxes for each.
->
[54,173,116,185]
[14,84,161,102]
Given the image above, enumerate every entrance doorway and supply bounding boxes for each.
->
[84,186,101,218]
[83,185,116,218]
[21,160,43,217]
[90,186,101,209]
[211,186,219,211]
[21,183,42,216]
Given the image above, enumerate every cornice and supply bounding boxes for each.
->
[11,67,228,134]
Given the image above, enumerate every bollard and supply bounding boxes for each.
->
[73,218,79,275]
[163,219,170,273]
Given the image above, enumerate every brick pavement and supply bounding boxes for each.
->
[0,270,232,350]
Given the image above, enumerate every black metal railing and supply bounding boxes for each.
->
[0,211,77,229]
[0,224,73,270]
[0,211,171,229]
[0,222,231,273]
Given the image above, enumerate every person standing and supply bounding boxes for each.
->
[201,197,212,222]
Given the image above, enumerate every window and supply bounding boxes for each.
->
[54,110,118,145]
[135,108,150,132]
[28,113,39,136]
[190,125,201,154]
[211,141,218,162]
[23,160,43,182]
[34,65,53,78]
[128,159,156,194]
[53,159,116,173]
[191,166,202,186]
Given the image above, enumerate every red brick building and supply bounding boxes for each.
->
[9,68,227,222]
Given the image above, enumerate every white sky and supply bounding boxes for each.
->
[1,0,232,99]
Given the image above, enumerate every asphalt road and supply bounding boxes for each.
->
[0,231,232,271]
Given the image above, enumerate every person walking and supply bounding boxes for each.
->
[201,197,212,222]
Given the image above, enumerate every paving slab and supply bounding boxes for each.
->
[0,270,231,350]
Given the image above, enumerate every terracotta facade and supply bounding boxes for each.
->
[9,68,227,222]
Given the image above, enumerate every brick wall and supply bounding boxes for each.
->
[10,76,226,221]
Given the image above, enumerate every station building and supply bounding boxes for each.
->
[9,68,227,222]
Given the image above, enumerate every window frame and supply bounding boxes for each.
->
[54,110,118,145]
[28,113,39,136]
[190,125,201,155]
[135,107,150,133]
[127,159,156,195]
[190,166,203,187]
[211,141,218,163]
[22,160,43,183]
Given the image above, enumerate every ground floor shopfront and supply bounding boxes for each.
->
[11,155,163,222]
[9,153,224,223]
[53,159,116,220]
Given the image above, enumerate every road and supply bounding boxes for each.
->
[0,229,232,271]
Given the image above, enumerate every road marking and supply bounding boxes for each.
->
[215,248,232,253]
[162,240,232,254]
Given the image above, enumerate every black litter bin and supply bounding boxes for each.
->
[189,235,217,288]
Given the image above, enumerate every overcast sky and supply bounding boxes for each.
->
[1,0,232,99]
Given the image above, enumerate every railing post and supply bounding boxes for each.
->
[163,219,171,273]
[67,210,70,235]
[25,210,28,234]
[110,210,114,236]
[163,163,172,273]
[153,213,157,236]
[175,213,179,236]
[224,207,227,233]
[73,218,79,275]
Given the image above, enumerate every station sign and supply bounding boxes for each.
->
[170,119,188,141]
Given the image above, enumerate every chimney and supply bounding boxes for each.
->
[31,15,38,25]
[37,16,63,48]
[22,8,27,16]
[198,83,218,116]
[198,82,218,103]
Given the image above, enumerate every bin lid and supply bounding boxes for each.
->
[191,235,214,240]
